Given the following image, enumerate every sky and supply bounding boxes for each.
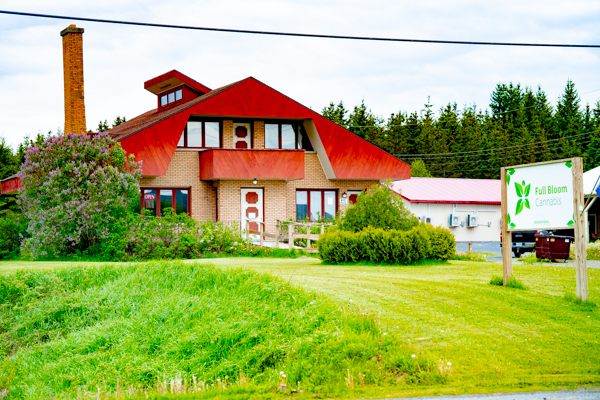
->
[1,0,600,149]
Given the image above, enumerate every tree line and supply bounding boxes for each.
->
[322,80,600,179]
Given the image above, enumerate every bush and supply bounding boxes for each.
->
[505,277,528,290]
[18,133,142,258]
[0,212,27,260]
[318,225,454,264]
[489,276,527,289]
[340,181,418,232]
[489,276,503,286]
[420,224,455,260]
[95,209,248,260]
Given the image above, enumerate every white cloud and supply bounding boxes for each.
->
[1,0,600,148]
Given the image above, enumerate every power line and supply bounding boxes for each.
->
[394,129,595,159]
[2,10,600,48]
[416,137,593,167]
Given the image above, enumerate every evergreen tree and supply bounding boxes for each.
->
[321,101,348,128]
[555,79,583,159]
[381,112,410,156]
[347,100,382,143]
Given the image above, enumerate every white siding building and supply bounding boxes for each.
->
[392,178,501,243]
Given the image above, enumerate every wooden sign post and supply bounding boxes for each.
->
[572,158,588,300]
[501,158,588,300]
[500,167,512,285]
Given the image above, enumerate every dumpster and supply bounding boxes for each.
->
[535,235,572,261]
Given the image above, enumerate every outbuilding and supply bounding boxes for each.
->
[391,177,501,242]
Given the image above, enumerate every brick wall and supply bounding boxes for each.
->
[222,120,233,149]
[253,121,265,149]
[140,121,378,233]
[61,25,86,135]
[140,151,216,221]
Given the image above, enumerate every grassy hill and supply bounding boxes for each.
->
[0,261,442,399]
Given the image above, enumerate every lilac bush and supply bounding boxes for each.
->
[18,133,142,258]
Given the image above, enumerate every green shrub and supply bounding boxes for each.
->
[19,133,142,258]
[489,276,527,289]
[88,208,247,261]
[489,276,504,286]
[421,224,455,260]
[505,277,528,290]
[0,212,27,260]
[318,225,453,264]
[340,181,418,232]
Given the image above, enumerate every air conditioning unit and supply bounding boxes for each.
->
[467,214,478,227]
[425,216,433,224]
[449,214,461,227]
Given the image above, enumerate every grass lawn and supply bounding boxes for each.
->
[1,257,599,397]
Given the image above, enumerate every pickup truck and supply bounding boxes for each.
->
[501,230,552,258]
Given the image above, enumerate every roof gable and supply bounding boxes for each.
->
[111,76,410,180]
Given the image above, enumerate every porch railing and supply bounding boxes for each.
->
[244,220,331,253]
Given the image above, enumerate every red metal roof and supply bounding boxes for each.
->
[144,70,211,95]
[391,177,501,204]
[110,75,410,180]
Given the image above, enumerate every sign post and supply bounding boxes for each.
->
[501,158,588,300]
[500,167,512,285]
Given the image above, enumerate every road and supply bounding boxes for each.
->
[388,390,600,400]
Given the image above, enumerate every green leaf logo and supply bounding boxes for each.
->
[566,161,572,168]
[507,169,515,185]
[514,180,530,215]
[567,220,574,227]
[507,213,516,229]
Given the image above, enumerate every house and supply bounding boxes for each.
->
[1,25,410,234]
[391,177,501,242]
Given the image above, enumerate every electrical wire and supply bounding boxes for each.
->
[393,129,596,159]
[2,10,600,48]
[411,137,593,167]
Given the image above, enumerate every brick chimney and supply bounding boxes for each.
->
[61,25,86,134]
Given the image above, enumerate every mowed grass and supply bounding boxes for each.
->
[1,258,599,397]
[188,258,600,392]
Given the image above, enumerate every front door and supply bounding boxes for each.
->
[241,188,263,233]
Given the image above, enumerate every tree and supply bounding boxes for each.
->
[555,79,582,159]
[347,100,383,145]
[340,182,418,232]
[410,159,432,177]
[97,116,127,132]
[18,133,142,258]
[321,102,347,128]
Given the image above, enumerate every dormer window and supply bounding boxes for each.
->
[160,89,183,107]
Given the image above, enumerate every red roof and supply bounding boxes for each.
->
[391,177,501,204]
[110,75,410,180]
[144,70,211,95]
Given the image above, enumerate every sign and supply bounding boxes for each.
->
[506,160,574,231]
[339,198,349,205]
[501,158,588,301]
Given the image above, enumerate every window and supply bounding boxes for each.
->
[135,188,190,217]
[296,190,337,221]
[160,88,183,107]
[178,120,221,148]
[264,122,312,150]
